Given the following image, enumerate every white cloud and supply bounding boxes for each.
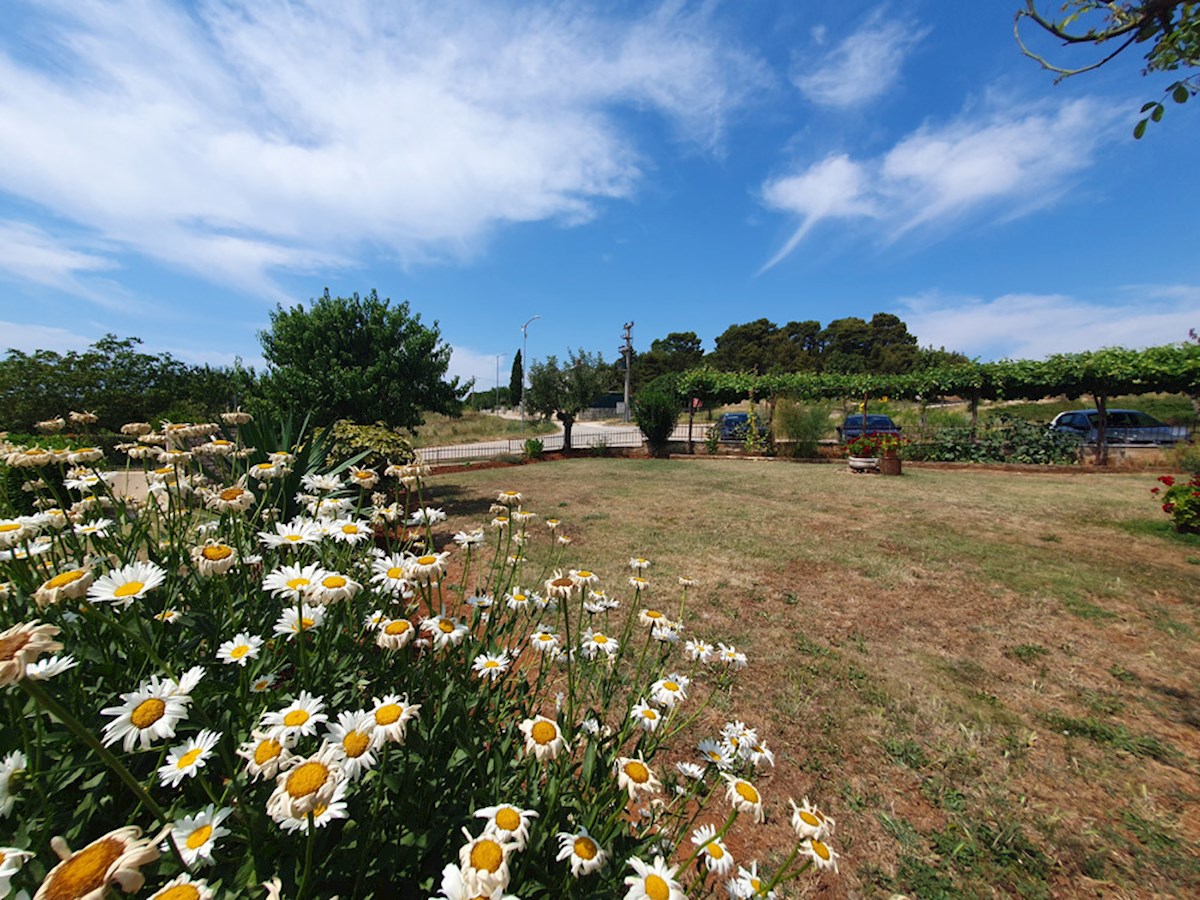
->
[792,8,927,108]
[759,96,1118,268]
[899,286,1200,360]
[0,220,125,306]
[0,1,766,298]
[0,319,95,355]
[448,346,508,390]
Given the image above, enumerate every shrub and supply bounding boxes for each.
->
[906,416,1080,465]
[1153,473,1200,533]
[329,419,416,471]
[522,437,544,460]
[774,400,833,458]
[632,389,680,457]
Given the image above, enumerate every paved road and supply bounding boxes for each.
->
[416,419,713,463]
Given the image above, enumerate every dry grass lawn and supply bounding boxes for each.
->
[422,457,1200,898]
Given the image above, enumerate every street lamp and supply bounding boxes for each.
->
[520,314,540,430]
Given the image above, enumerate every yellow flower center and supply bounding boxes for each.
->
[735,781,760,804]
[576,570,593,578]
[375,704,402,726]
[299,617,315,630]
[285,761,330,798]
[811,839,831,860]
[573,836,598,860]
[322,576,346,589]
[255,463,273,471]
[645,874,670,900]
[113,581,145,598]
[342,731,371,758]
[513,594,526,602]
[469,838,504,873]
[131,698,166,728]
[437,619,455,634]
[416,555,437,566]
[664,681,679,692]
[708,842,725,860]
[593,634,609,644]
[624,761,650,783]
[484,660,499,668]
[799,810,820,827]
[286,577,310,591]
[186,825,213,850]
[203,545,233,560]
[154,467,173,476]
[645,610,662,619]
[46,570,85,589]
[530,721,558,745]
[283,709,310,727]
[642,709,657,720]
[384,621,410,635]
[176,747,204,769]
[156,884,201,900]
[285,534,302,541]
[0,523,21,532]
[494,807,521,832]
[231,645,250,659]
[254,739,282,765]
[386,566,404,579]
[41,836,124,900]
[341,524,361,534]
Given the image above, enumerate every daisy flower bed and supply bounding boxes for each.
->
[0,416,837,898]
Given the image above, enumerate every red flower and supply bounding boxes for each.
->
[1158,475,1175,486]
[1150,487,1160,495]
[1163,503,1175,513]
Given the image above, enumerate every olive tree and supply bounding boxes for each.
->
[524,349,611,451]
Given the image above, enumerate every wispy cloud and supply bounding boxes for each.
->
[0,1,766,299]
[899,286,1200,360]
[0,220,121,303]
[0,319,95,355]
[448,346,508,390]
[759,96,1118,269]
[792,7,927,108]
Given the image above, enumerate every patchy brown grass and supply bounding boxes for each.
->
[422,458,1200,898]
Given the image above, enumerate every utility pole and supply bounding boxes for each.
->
[521,315,540,431]
[620,321,634,422]
[495,354,501,411]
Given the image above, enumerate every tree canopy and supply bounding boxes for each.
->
[525,349,612,450]
[258,289,467,429]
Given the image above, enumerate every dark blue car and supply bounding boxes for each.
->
[1049,409,1189,445]
[837,414,901,443]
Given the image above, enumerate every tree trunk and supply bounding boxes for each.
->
[560,414,574,451]
[1093,392,1108,466]
[969,394,979,443]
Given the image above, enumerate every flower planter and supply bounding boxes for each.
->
[879,455,902,476]
[848,456,879,473]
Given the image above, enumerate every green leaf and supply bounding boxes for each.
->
[1134,118,1148,139]
[1141,101,1158,112]
[1151,104,1164,122]
[1173,84,1190,104]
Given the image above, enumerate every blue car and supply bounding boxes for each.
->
[1049,409,1189,445]
[717,412,768,441]
[837,414,901,443]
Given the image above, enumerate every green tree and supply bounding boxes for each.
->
[1016,1,1199,137]
[525,349,611,450]
[258,289,467,429]
[509,350,523,409]
[632,388,681,457]
[631,331,705,388]
[708,319,780,373]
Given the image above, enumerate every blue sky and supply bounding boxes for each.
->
[0,1,1197,389]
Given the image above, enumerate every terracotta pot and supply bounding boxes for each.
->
[879,455,902,476]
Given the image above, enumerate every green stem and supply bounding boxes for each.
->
[297,812,316,899]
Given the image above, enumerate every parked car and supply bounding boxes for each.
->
[1048,409,1189,445]
[717,412,769,442]
[837,414,902,443]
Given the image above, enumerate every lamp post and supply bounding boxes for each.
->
[520,314,540,430]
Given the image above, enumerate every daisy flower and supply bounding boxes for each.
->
[300,472,343,493]
[158,729,222,788]
[623,856,684,900]
[24,654,78,681]
[330,517,373,544]
[257,519,321,549]
[101,675,192,751]
[277,779,349,833]
[261,562,327,602]
[453,529,486,549]
[615,755,661,801]
[475,803,538,850]
[87,561,167,608]
[0,751,27,817]
[629,575,650,592]
[421,615,469,650]
[723,775,765,823]
[237,730,292,782]
[638,608,667,627]
[261,691,328,742]
[376,617,416,650]
[324,709,383,780]
[407,506,447,526]
[580,628,618,659]
[73,517,114,538]
[630,556,651,570]
[217,632,264,667]
[27,565,87,610]
[496,490,522,505]
[570,568,599,587]
[529,627,559,654]
[698,739,735,770]
[267,745,347,822]
[691,824,735,876]
[747,740,776,768]
[371,693,421,744]
[0,620,62,686]
[309,571,361,605]
[473,651,511,681]
[674,761,706,781]
[458,828,517,897]
[348,466,379,490]
[651,675,689,709]
[686,639,714,663]
[556,826,608,877]
[370,553,413,596]
[38,826,160,898]
[0,518,34,547]
[148,873,215,899]
[407,551,449,582]
[519,715,568,762]
[717,643,748,669]
[0,847,33,895]
[191,541,238,577]
[544,570,575,600]
[630,699,662,732]
[153,608,182,625]
[249,672,277,693]
[273,604,325,640]
[169,805,232,867]
[729,861,777,899]
[505,588,534,612]
[789,797,835,840]
[432,862,518,900]
[801,837,839,872]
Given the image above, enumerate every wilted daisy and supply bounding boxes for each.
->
[87,561,167,608]
[237,730,291,781]
[432,862,517,900]
[801,837,839,872]
[0,751,27,817]
[376,617,416,650]
[476,803,538,850]
[650,674,689,709]
[698,739,735,770]
[630,698,662,732]
[717,642,748,668]
[519,715,568,762]
[170,805,232,867]
[191,540,239,577]
[691,824,735,875]
[370,693,421,744]
[221,408,252,425]
[273,604,325,640]
[261,691,328,742]
[686,638,714,662]
[789,797,835,840]
[511,509,536,525]
[348,466,379,490]
[624,856,684,900]
[496,490,522,505]
[310,570,361,605]
[0,620,62,686]
[473,651,512,681]
[407,551,449,582]
[38,826,160,898]
[580,628,618,659]
[638,609,668,627]
[216,632,264,667]
[158,729,222,788]
[421,615,469,650]
[544,569,576,600]
[729,861,777,899]
[30,565,93,609]
[615,755,661,801]
[148,873,216,899]
[747,739,776,768]
[556,826,608,877]
[267,745,347,823]
[324,709,383,780]
[206,485,255,513]
[629,575,650,592]
[723,775,765,822]
[330,517,373,545]
[101,675,193,751]
[629,556,651,570]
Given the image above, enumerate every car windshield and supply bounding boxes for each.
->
[845,415,895,427]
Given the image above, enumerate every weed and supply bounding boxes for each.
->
[1079,688,1125,716]
[1109,664,1138,684]
[1004,643,1050,664]
[883,737,929,769]
[1042,711,1179,762]
[1062,594,1118,621]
